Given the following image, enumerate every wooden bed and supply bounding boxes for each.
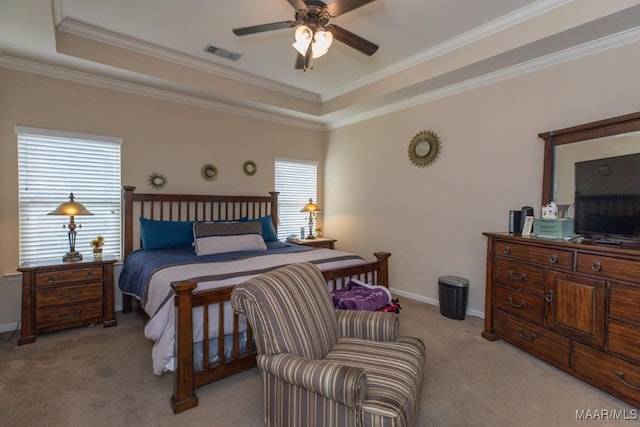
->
[120,186,391,413]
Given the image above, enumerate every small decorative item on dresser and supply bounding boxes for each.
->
[91,235,104,259]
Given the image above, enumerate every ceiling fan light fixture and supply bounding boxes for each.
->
[292,25,313,56]
[311,29,333,58]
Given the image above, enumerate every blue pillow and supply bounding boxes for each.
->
[139,217,195,250]
[243,215,278,242]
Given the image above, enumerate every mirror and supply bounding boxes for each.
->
[538,112,640,206]
[408,130,441,167]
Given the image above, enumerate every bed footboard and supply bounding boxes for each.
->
[169,252,391,414]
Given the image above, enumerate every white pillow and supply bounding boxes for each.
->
[193,221,266,256]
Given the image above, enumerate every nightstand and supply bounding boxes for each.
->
[17,255,117,345]
[296,237,337,249]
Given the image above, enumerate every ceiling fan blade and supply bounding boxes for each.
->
[326,0,376,17]
[326,24,378,56]
[233,21,297,36]
[286,0,307,10]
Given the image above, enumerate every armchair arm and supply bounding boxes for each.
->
[256,353,366,408]
[335,310,398,342]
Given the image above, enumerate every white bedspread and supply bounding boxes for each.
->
[143,249,364,374]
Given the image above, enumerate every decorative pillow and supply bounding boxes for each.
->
[193,221,267,256]
[243,215,278,242]
[139,217,194,250]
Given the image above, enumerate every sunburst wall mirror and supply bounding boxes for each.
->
[408,130,441,167]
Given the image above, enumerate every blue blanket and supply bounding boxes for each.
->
[119,241,310,299]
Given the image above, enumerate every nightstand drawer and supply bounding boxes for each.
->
[35,283,103,309]
[35,300,103,330]
[35,267,103,287]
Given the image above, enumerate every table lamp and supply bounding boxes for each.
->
[47,193,94,261]
[300,198,322,239]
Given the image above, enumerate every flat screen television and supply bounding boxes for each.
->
[574,152,640,241]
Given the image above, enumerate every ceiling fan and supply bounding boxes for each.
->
[232,0,379,71]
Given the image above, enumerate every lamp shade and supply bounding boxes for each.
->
[300,198,322,213]
[47,193,94,217]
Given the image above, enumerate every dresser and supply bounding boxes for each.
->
[18,255,117,345]
[483,233,640,407]
[295,237,337,249]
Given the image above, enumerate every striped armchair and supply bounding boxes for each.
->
[231,262,426,427]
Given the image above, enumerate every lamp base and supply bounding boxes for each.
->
[63,251,83,262]
[305,235,316,240]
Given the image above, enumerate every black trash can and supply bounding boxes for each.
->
[438,276,469,320]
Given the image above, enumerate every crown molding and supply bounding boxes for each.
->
[321,0,571,102]
[56,18,322,104]
[0,55,326,131]
[328,27,640,129]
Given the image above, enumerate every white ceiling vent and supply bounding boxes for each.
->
[205,45,242,61]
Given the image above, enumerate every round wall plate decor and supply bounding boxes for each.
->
[243,160,257,176]
[201,164,218,181]
[408,130,441,167]
[148,172,168,189]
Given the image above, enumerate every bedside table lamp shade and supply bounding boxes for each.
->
[300,198,322,240]
[47,193,94,262]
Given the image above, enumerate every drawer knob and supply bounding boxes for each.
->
[48,276,56,283]
[87,272,94,280]
[507,296,526,309]
[508,270,526,281]
[502,247,510,255]
[549,254,558,264]
[60,290,81,300]
[616,371,640,391]
[517,328,537,341]
[591,261,602,271]
[60,310,81,320]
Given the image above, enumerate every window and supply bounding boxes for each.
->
[274,158,318,240]
[16,127,122,263]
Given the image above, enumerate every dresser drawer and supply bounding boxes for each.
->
[35,267,103,287]
[494,285,545,324]
[494,310,571,368]
[496,240,573,270]
[35,283,103,309]
[35,300,103,330]
[574,342,640,407]
[577,253,640,283]
[494,258,545,296]
[609,282,640,321]
[608,319,640,363]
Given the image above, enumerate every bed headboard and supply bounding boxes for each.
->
[122,186,278,259]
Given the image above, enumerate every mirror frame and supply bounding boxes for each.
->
[538,111,640,206]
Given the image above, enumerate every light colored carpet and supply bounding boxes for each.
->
[0,298,634,427]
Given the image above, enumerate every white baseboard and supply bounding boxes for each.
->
[390,287,485,319]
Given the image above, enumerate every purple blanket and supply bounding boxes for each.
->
[331,279,391,311]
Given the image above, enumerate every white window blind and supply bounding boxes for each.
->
[16,127,122,263]
[275,158,318,240]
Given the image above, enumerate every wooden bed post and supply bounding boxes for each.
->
[269,191,279,231]
[374,252,391,286]
[121,186,136,313]
[171,280,199,414]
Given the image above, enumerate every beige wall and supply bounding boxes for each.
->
[1,40,639,329]
[324,41,640,315]
[0,68,325,329]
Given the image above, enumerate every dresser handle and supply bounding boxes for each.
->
[507,297,526,308]
[549,254,558,263]
[48,276,56,283]
[616,371,640,391]
[591,261,602,271]
[517,328,536,341]
[502,247,510,255]
[60,311,81,320]
[545,291,554,303]
[59,290,81,300]
[508,270,526,281]
[87,272,94,280]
